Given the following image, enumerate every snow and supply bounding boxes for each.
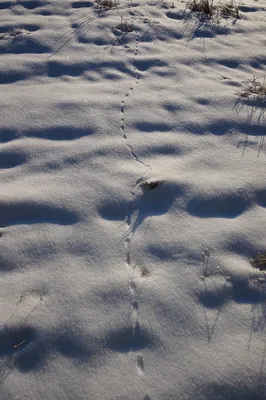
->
[0,0,266,399]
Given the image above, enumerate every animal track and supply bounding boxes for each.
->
[132,299,139,311]
[125,237,131,265]
[129,280,137,296]
[129,267,140,335]
[119,9,151,377]
[119,21,150,169]
[200,250,231,342]
[136,354,144,375]
[118,1,165,383]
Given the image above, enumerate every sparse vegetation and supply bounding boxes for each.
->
[187,0,240,21]
[95,0,119,8]
[138,264,150,278]
[238,76,266,105]
[189,0,214,16]
[220,1,240,19]
[116,16,134,33]
[250,253,266,271]
[141,179,162,192]
[0,27,31,41]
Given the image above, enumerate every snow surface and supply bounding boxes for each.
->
[0,0,266,399]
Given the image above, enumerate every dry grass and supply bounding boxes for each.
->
[140,179,163,192]
[138,264,150,278]
[220,1,240,18]
[116,16,134,33]
[189,0,214,16]
[95,0,119,8]
[187,0,240,21]
[238,76,266,104]
[250,253,266,271]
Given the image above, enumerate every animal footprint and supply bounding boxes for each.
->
[132,300,139,311]
[136,354,144,375]
[125,237,131,266]
[129,280,138,296]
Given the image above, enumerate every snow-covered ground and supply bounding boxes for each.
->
[0,0,266,399]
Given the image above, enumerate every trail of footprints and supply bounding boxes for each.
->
[1,1,264,399]
[120,32,141,164]
[126,208,149,380]
[120,4,151,170]
[119,1,152,387]
[137,354,145,375]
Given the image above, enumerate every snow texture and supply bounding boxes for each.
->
[0,0,266,399]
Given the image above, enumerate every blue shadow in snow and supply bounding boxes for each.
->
[18,1,41,9]
[130,182,183,234]
[0,201,78,227]
[135,121,172,133]
[105,323,155,353]
[187,193,250,219]
[0,325,37,357]
[0,324,100,373]
[1,36,50,54]
[24,126,93,141]
[0,151,26,168]
[72,1,93,8]
[257,190,266,208]
[0,1,12,9]
[231,277,266,304]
